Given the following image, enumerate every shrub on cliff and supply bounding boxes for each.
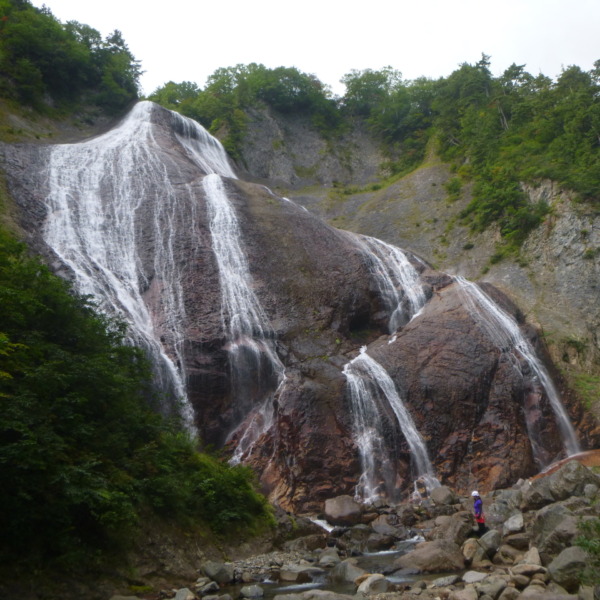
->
[576,517,600,585]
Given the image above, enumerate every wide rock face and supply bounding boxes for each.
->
[1,101,596,512]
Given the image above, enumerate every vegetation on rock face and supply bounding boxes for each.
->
[0,227,273,572]
[148,64,342,158]
[0,0,141,112]
[577,517,600,586]
[150,55,600,249]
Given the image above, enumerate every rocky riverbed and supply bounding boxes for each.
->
[109,456,600,600]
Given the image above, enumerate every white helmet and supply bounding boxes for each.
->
[471,490,479,497]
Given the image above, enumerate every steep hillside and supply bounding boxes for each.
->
[232,106,600,424]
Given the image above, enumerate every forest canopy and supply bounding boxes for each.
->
[150,56,600,248]
[0,0,141,111]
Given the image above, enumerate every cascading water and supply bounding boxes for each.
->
[166,106,286,459]
[454,276,580,462]
[141,105,286,458]
[43,101,198,432]
[344,347,438,502]
[343,234,436,501]
[199,173,285,462]
[355,235,426,333]
[42,100,285,445]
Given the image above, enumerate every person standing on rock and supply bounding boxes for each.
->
[471,490,487,536]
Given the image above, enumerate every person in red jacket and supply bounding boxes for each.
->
[472,490,487,535]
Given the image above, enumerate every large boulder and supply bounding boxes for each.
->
[462,538,488,566]
[371,513,407,538]
[530,504,579,564]
[328,559,366,584]
[394,539,465,573]
[521,478,555,512]
[479,529,502,558]
[431,486,458,506]
[503,512,524,536]
[547,460,600,502]
[547,546,588,593]
[202,561,235,584]
[279,565,325,583]
[324,496,362,526]
[427,511,474,546]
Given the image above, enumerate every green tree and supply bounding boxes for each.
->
[0,227,272,571]
[0,0,140,111]
[341,66,403,116]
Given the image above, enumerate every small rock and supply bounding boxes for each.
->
[511,563,546,577]
[577,584,595,600]
[518,584,547,598]
[432,575,462,587]
[201,582,220,595]
[357,574,390,594]
[520,548,542,566]
[503,513,524,536]
[328,558,366,584]
[503,533,530,551]
[477,577,508,600]
[583,484,598,500]
[511,574,530,589]
[449,585,478,600]
[240,585,264,598]
[174,589,195,600]
[318,548,341,568]
[462,571,488,583]
[497,586,520,600]
[494,544,523,565]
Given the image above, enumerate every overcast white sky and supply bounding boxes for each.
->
[32,0,600,97]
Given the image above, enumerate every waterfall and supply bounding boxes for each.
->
[43,101,197,432]
[354,235,426,332]
[343,234,434,501]
[200,173,285,461]
[171,105,286,459]
[344,347,438,502]
[42,100,286,446]
[454,276,580,461]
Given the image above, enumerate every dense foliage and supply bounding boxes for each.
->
[151,56,600,248]
[149,63,342,157]
[577,517,600,585]
[0,228,272,571]
[0,0,141,111]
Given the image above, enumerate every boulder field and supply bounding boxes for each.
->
[110,457,600,600]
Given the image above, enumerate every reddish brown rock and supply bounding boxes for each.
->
[2,102,596,513]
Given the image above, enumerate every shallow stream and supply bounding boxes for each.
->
[221,539,440,599]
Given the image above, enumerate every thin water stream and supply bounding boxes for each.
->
[454,276,580,462]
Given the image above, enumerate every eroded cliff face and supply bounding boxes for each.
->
[234,108,600,425]
[2,101,597,512]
